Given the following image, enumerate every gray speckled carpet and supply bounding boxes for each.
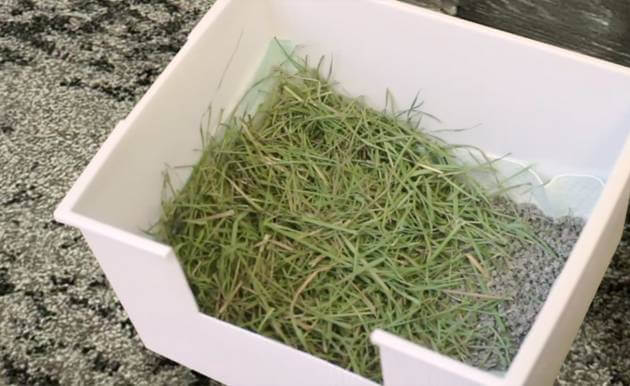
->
[0,1,628,385]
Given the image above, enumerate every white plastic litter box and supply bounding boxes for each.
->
[54,1,630,385]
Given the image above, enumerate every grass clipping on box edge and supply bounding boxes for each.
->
[155,50,543,382]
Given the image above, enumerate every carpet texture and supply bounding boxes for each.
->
[1,1,628,385]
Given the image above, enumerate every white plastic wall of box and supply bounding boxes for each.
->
[54,0,630,385]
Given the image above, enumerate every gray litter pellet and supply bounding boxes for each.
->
[467,201,585,371]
